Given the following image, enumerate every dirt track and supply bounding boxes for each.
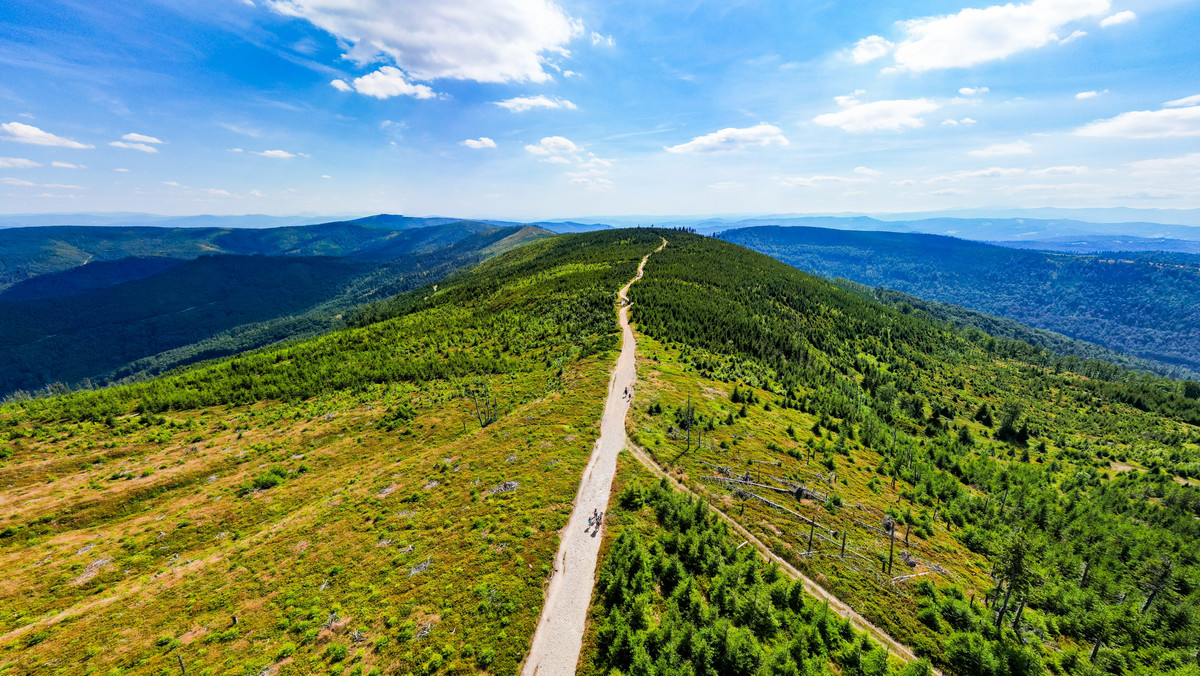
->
[520,238,666,676]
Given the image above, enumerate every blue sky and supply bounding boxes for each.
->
[1,0,1199,219]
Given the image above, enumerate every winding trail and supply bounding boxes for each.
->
[521,238,666,676]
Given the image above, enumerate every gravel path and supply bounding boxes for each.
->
[520,239,666,676]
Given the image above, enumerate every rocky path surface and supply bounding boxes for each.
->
[520,238,666,676]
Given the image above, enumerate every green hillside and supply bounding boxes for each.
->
[720,225,1200,378]
[0,230,1197,676]
[0,216,496,290]
[0,225,549,398]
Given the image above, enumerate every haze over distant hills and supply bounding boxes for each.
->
[721,225,1200,378]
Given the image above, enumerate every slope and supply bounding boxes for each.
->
[0,229,664,676]
[618,232,1200,676]
[0,225,551,397]
[0,216,496,290]
[721,225,1200,377]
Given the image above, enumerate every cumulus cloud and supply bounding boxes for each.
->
[854,166,882,176]
[348,67,436,99]
[958,167,1024,177]
[460,137,497,149]
[494,95,576,112]
[1030,165,1089,175]
[255,149,298,158]
[1165,94,1200,108]
[591,31,615,47]
[525,136,581,157]
[1129,153,1200,175]
[122,132,163,144]
[814,95,940,132]
[1075,90,1101,99]
[0,157,40,168]
[780,174,869,188]
[850,35,893,63]
[524,136,614,189]
[664,123,789,153]
[330,79,353,92]
[958,86,989,96]
[942,117,977,126]
[1,122,92,148]
[969,140,1033,157]
[874,0,1110,72]
[110,141,159,153]
[1100,10,1136,27]
[1076,99,1200,138]
[269,0,582,83]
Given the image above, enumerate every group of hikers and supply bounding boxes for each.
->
[623,386,634,400]
[587,508,604,534]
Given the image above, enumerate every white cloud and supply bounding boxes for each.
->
[162,181,186,188]
[269,0,582,83]
[1076,101,1200,138]
[525,136,581,157]
[780,175,869,188]
[1165,94,1200,108]
[664,123,789,153]
[1129,153,1200,175]
[1030,165,1089,175]
[122,132,163,144]
[959,167,1024,177]
[591,31,614,47]
[851,35,893,63]
[814,95,939,133]
[1,177,36,186]
[109,141,159,153]
[255,149,298,158]
[854,166,882,175]
[1100,10,1136,27]
[1059,29,1087,44]
[958,86,989,95]
[204,188,233,197]
[969,140,1033,157]
[330,79,353,92]
[710,181,742,189]
[1075,90,1101,99]
[321,174,332,179]
[494,95,576,112]
[1014,182,1101,191]
[114,168,130,172]
[930,188,966,197]
[1,122,92,148]
[0,157,40,168]
[52,161,82,168]
[941,117,977,126]
[1117,188,1181,199]
[891,179,916,186]
[882,0,1110,72]
[460,137,497,149]
[349,67,436,99]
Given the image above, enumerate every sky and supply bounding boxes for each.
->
[1,0,1199,220]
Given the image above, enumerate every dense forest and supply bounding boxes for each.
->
[626,232,1200,675]
[720,225,1200,378]
[0,224,549,397]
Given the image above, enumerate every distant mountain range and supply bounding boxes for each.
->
[721,225,1200,378]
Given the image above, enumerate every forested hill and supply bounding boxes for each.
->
[0,216,497,290]
[0,224,549,397]
[720,225,1200,378]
